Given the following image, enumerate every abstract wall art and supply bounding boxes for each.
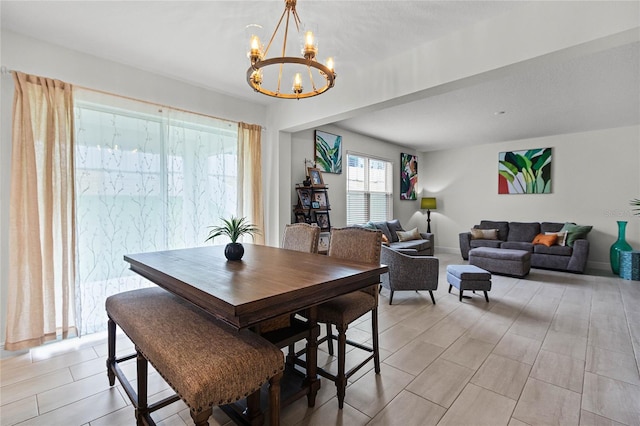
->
[498,148,552,194]
[400,153,418,200]
[315,130,342,174]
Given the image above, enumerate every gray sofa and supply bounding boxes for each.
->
[366,219,434,256]
[459,220,590,273]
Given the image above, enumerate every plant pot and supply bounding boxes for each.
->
[225,243,245,261]
[610,221,633,275]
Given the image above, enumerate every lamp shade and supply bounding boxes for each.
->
[421,197,437,210]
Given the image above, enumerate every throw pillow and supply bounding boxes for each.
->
[386,219,404,243]
[560,223,593,247]
[470,228,498,240]
[545,231,567,246]
[381,234,390,245]
[397,227,421,242]
[532,233,558,247]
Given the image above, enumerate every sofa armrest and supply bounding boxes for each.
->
[567,239,590,273]
[459,232,472,260]
[419,232,434,242]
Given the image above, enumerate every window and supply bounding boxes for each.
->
[346,153,393,225]
[74,90,239,334]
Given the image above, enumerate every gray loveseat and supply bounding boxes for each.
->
[459,220,590,273]
[365,219,434,256]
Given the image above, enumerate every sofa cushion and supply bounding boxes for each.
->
[560,223,593,247]
[540,222,565,233]
[386,219,404,243]
[371,221,393,243]
[477,221,509,241]
[534,244,573,256]
[470,239,502,249]
[470,229,499,240]
[501,241,534,252]
[508,222,540,242]
[397,227,420,242]
[390,239,431,252]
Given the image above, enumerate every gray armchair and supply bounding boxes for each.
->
[379,245,439,305]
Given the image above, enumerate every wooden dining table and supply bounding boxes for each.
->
[123,243,388,414]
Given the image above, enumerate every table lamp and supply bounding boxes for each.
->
[420,197,437,233]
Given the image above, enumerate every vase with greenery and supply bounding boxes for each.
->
[205,216,260,261]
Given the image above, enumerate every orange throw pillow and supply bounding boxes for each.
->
[381,234,389,245]
[532,233,557,247]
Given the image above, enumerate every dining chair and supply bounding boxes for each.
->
[260,223,321,335]
[281,222,320,253]
[315,226,382,409]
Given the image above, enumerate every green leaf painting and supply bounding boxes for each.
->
[315,130,342,174]
[498,148,552,194]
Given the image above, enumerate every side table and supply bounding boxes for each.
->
[619,250,640,281]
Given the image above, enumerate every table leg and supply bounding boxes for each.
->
[304,306,321,407]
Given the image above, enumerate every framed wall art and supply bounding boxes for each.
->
[400,153,418,200]
[315,130,342,174]
[498,148,552,194]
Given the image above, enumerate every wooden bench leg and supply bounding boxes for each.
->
[107,318,116,386]
[484,291,490,302]
[269,371,283,426]
[136,349,148,426]
[190,408,213,426]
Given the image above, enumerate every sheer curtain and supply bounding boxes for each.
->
[6,72,76,350]
[73,89,242,334]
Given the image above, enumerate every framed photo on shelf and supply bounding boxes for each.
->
[307,167,324,187]
[315,212,330,229]
[297,188,312,208]
[311,201,320,209]
[295,213,307,223]
[313,191,328,208]
[318,232,330,253]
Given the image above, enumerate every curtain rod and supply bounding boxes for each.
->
[0,66,266,131]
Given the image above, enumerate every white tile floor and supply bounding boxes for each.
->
[2,252,639,425]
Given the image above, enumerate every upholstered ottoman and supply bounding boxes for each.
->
[469,247,531,277]
[447,265,492,302]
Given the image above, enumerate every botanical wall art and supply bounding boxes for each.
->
[400,153,418,200]
[315,130,342,174]
[498,148,552,194]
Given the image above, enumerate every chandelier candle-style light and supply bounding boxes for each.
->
[246,0,336,99]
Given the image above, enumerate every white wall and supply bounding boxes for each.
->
[0,30,268,346]
[421,125,640,270]
[290,125,422,230]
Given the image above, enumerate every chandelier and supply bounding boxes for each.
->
[246,0,336,99]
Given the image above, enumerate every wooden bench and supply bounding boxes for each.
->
[106,287,284,426]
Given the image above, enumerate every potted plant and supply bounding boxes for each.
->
[205,216,260,261]
[631,198,640,216]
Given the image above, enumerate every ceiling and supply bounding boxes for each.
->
[2,1,639,151]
